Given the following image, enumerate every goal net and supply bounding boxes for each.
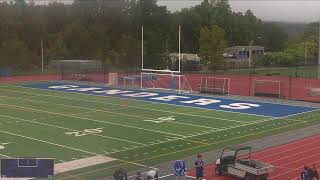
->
[50,60,105,83]
[253,80,282,98]
[140,72,192,93]
[108,73,118,86]
[199,77,230,95]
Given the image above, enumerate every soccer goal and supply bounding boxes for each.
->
[253,79,282,98]
[123,76,137,88]
[108,72,118,86]
[50,60,105,83]
[199,77,230,95]
[140,72,192,93]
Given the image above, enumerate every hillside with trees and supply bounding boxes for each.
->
[0,0,316,73]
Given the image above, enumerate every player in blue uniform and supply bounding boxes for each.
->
[194,154,204,180]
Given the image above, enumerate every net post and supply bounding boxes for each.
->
[141,26,144,71]
[228,78,230,95]
[178,25,181,73]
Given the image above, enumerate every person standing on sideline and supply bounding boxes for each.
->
[309,164,319,180]
[174,160,186,180]
[113,167,128,180]
[146,170,159,180]
[301,166,310,180]
[135,172,145,180]
[194,154,204,180]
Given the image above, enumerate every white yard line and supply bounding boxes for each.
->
[0,103,186,138]
[0,87,252,124]
[0,114,145,146]
[56,120,308,180]
[0,153,11,158]
[0,94,220,131]
[0,129,99,156]
[0,100,284,158]
[0,129,154,171]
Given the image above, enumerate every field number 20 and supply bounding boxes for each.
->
[65,128,103,137]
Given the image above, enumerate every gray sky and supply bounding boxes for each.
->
[158,0,320,23]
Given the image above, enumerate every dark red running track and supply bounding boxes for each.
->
[188,135,320,180]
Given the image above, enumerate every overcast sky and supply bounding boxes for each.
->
[158,0,320,23]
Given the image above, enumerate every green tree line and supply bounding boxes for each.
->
[0,0,290,72]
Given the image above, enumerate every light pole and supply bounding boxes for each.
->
[305,41,308,65]
[249,37,262,69]
[318,18,320,79]
[41,39,44,78]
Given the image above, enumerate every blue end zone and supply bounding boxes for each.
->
[22,82,317,118]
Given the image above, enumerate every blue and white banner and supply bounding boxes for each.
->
[22,83,316,118]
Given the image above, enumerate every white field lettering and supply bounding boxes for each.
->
[48,85,261,110]
[144,116,175,124]
[65,128,103,137]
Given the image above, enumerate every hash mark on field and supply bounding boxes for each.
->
[0,102,186,138]
[0,94,220,131]
[0,88,248,124]
[0,97,289,156]
[0,114,145,146]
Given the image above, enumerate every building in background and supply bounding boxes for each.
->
[224,46,265,68]
[170,53,201,71]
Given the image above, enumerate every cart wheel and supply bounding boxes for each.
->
[245,174,255,180]
[260,174,268,180]
[215,167,222,176]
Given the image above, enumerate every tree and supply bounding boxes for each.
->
[199,25,227,71]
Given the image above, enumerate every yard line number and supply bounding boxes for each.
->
[144,116,175,124]
[65,128,103,137]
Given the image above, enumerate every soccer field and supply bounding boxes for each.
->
[0,82,319,179]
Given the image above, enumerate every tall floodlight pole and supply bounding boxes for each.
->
[305,41,308,65]
[141,26,144,70]
[249,40,253,69]
[178,25,181,73]
[318,19,320,79]
[141,26,144,89]
[41,39,44,78]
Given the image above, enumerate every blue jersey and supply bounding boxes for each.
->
[174,160,186,176]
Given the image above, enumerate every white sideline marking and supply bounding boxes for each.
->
[0,129,99,156]
[0,87,250,124]
[0,94,220,130]
[0,114,145,146]
[56,120,308,180]
[0,102,186,138]
[0,91,307,158]
[0,156,116,180]
[55,155,116,174]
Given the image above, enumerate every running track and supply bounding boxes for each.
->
[188,134,320,180]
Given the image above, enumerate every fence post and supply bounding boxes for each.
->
[289,73,292,99]
[249,72,252,96]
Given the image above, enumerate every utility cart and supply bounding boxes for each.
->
[215,146,274,180]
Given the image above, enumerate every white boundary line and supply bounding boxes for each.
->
[0,102,186,138]
[11,84,279,119]
[253,135,320,161]
[269,151,320,179]
[0,94,220,131]
[0,114,145,146]
[0,87,249,124]
[0,99,298,156]
[56,120,309,180]
[0,129,99,156]
[0,153,11,158]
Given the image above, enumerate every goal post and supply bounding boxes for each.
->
[141,25,181,73]
[140,72,192,93]
[108,72,118,86]
[253,79,282,98]
[49,60,105,83]
[199,77,230,95]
